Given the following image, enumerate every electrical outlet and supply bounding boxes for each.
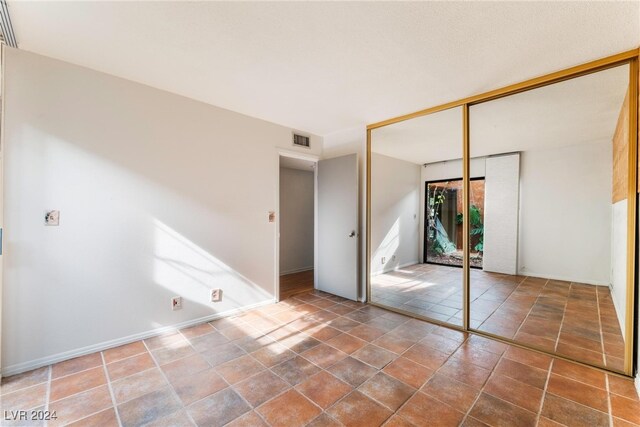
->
[45,210,60,226]
[381,256,386,264]
[171,296,182,311]
[392,255,396,261]
[210,289,222,302]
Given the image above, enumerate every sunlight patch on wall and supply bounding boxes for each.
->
[153,219,271,307]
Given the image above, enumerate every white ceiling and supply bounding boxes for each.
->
[280,156,316,171]
[372,64,630,164]
[8,1,640,136]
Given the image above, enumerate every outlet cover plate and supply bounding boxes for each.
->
[210,289,222,302]
[45,210,60,226]
[171,296,182,311]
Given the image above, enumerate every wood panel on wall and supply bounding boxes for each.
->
[613,88,629,203]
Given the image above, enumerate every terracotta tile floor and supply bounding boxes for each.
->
[280,270,315,300]
[371,263,625,370]
[2,290,639,426]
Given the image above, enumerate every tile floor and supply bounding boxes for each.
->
[1,289,639,427]
[371,263,625,370]
[280,270,315,300]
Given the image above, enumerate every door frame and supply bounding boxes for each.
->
[275,149,319,302]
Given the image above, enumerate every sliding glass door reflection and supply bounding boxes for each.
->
[425,178,485,269]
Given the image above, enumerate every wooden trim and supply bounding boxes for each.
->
[625,57,638,375]
[613,90,630,204]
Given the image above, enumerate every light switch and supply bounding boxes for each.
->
[45,210,60,226]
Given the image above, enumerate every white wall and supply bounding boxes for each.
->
[279,167,314,274]
[611,199,627,333]
[322,126,367,300]
[1,48,322,374]
[419,158,486,262]
[518,142,612,284]
[370,153,420,275]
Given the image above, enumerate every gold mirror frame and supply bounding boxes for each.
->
[366,49,639,377]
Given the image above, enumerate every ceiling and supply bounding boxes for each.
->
[372,64,629,164]
[7,1,640,136]
[280,156,316,171]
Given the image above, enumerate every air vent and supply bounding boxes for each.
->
[293,133,310,148]
[0,0,17,48]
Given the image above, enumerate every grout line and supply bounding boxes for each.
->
[177,307,335,427]
[595,284,608,366]
[43,365,52,427]
[142,338,199,427]
[606,373,614,427]
[47,364,104,383]
[100,351,123,427]
[457,339,516,425]
[511,278,551,342]
[465,273,521,328]
[462,273,529,332]
[48,348,149,384]
[236,292,358,426]
[554,281,570,352]
[535,358,554,425]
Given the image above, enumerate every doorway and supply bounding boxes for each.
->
[278,155,317,300]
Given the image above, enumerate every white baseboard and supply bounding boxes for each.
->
[636,375,640,399]
[608,283,626,341]
[1,298,276,377]
[371,260,419,277]
[518,270,606,286]
[280,266,313,275]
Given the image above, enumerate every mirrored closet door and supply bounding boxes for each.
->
[369,107,464,327]
[468,64,632,371]
[367,51,638,375]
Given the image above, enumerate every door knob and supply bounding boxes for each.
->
[348,230,356,237]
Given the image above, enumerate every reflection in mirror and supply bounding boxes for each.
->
[469,65,630,370]
[370,107,464,326]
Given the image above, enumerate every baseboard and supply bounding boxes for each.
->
[371,260,419,277]
[280,266,314,275]
[518,270,606,286]
[636,375,640,398]
[1,298,276,377]
[609,283,626,340]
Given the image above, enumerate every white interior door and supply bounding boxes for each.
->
[317,154,358,300]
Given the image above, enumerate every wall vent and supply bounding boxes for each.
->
[293,133,310,148]
[0,0,17,48]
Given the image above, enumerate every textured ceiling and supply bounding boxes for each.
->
[372,65,629,164]
[8,1,640,136]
